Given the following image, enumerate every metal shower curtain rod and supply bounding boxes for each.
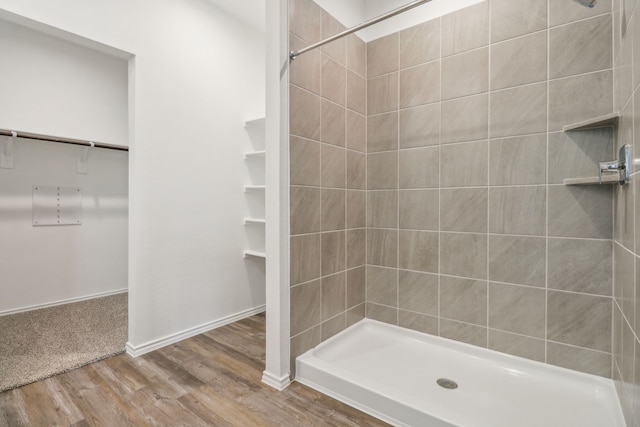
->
[290,0,433,60]
[0,129,129,152]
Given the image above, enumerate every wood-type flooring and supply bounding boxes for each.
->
[0,313,389,426]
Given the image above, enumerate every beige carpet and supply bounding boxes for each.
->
[0,292,127,392]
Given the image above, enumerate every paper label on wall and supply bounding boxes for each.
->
[32,186,82,226]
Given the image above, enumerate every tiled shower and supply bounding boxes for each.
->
[289,0,639,422]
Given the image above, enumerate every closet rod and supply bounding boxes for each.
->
[289,0,432,60]
[0,129,128,152]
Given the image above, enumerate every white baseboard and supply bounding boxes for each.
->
[126,305,266,357]
[0,288,128,317]
[262,370,291,390]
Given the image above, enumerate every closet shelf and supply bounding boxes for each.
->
[243,250,266,258]
[562,112,620,132]
[244,150,266,159]
[244,117,265,128]
[244,218,266,224]
[564,175,620,185]
[244,185,266,191]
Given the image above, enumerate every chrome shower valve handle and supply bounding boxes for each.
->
[599,145,631,184]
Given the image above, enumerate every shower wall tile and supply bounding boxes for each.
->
[321,55,346,106]
[399,189,439,231]
[549,15,612,79]
[346,110,366,152]
[398,311,438,335]
[321,314,346,341]
[489,186,546,236]
[367,33,398,78]
[399,19,440,68]
[366,303,398,325]
[290,325,320,377]
[367,73,398,115]
[367,228,398,267]
[367,112,398,152]
[440,319,487,348]
[548,70,613,131]
[440,276,487,326]
[291,280,321,336]
[440,141,488,187]
[547,186,613,239]
[490,83,547,138]
[321,189,345,231]
[547,129,614,184]
[440,232,487,279]
[547,342,612,378]
[320,143,345,188]
[399,105,440,149]
[291,234,321,285]
[321,100,345,147]
[441,1,489,56]
[346,34,366,78]
[368,151,398,190]
[614,243,635,324]
[440,188,488,233]
[489,134,546,185]
[490,31,547,91]
[290,34,321,94]
[289,0,321,44]
[290,186,321,235]
[347,266,365,308]
[441,94,489,143]
[290,85,321,140]
[548,238,612,296]
[321,231,346,276]
[441,48,488,100]
[398,270,438,315]
[488,330,545,363]
[346,150,365,190]
[367,190,398,229]
[366,266,397,306]
[346,190,366,229]
[347,71,366,115]
[290,136,321,186]
[488,282,545,338]
[347,304,365,326]
[399,61,440,108]
[490,0,547,43]
[321,10,346,65]
[548,0,611,28]
[398,230,439,273]
[322,272,346,320]
[346,229,365,269]
[488,235,546,287]
[399,147,439,188]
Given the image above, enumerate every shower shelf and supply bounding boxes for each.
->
[562,112,620,132]
[564,175,620,185]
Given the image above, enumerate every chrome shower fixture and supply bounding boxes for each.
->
[572,0,596,7]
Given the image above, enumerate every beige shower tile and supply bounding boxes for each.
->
[367,73,398,115]
[441,276,487,326]
[367,266,398,307]
[347,150,365,190]
[368,112,398,152]
[321,231,345,276]
[346,34,366,78]
[320,10,346,65]
[367,190,398,229]
[548,238,612,296]
[440,319,487,348]
[398,270,438,315]
[321,99,346,147]
[399,146,439,188]
[290,136,321,186]
[368,152,398,190]
[321,55,346,106]
[346,110,366,153]
[547,342,612,378]
[489,186,546,236]
[320,143,345,188]
[398,230,439,273]
[400,19,440,68]
[347,304,365,326]
[322,272,346,321]
[346,190,366,229]
[346,229,365,269]
[614,243,634,324]
[290,186,320,235]
[399,61,440,108]
[347,266,365,308]
[290,325,320,376]
[399,311,438,335]
[489,134,546,185]
[347,70,366,115]
[440,232,487,279]
[490,83,547,138]
[547,290,612,352]
[321,189,345,232]
[547,186,613,239]
[488,282,545,338]
[490,0,547,43]
[441,1,489,56]
[441,94,488,143]
[290,85,320,140]
[290,33,321,94]
[290,280,321,336]
[440,188,488,233]
[367,33,399,78]
[290,233,321,285]
[366,303,397,325]
[548,70,613,131]
[488,235,546,287]
[367,228,397,268]
[549,15,612,79]
[441,141,488,187]
[491,31,547,90]
[399,104,440,148]
[288,0,321,44]
[441,48,488,100]
[549,0,611,27]
[399,189,439,230]
[615,156,634,250]
[488,330,545,363]
[321,313,346,341]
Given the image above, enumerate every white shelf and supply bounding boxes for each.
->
[244,185,266,191]
[244,250,266,258]
[244,117,265,128]
[564,174,620,185]
[244,150,266,159]
[563,112,620,132]
[244,218,266,224]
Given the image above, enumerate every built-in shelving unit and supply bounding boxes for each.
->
[243,117,266,259]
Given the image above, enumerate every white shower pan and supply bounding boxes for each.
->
[296,319,625,427]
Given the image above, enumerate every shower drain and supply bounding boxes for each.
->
[437,378,458,389]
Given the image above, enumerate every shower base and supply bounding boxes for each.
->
[295,319,625,427]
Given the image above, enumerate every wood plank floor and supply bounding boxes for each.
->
[0,313,389,426]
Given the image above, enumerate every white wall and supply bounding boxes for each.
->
[0,0,266,351]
